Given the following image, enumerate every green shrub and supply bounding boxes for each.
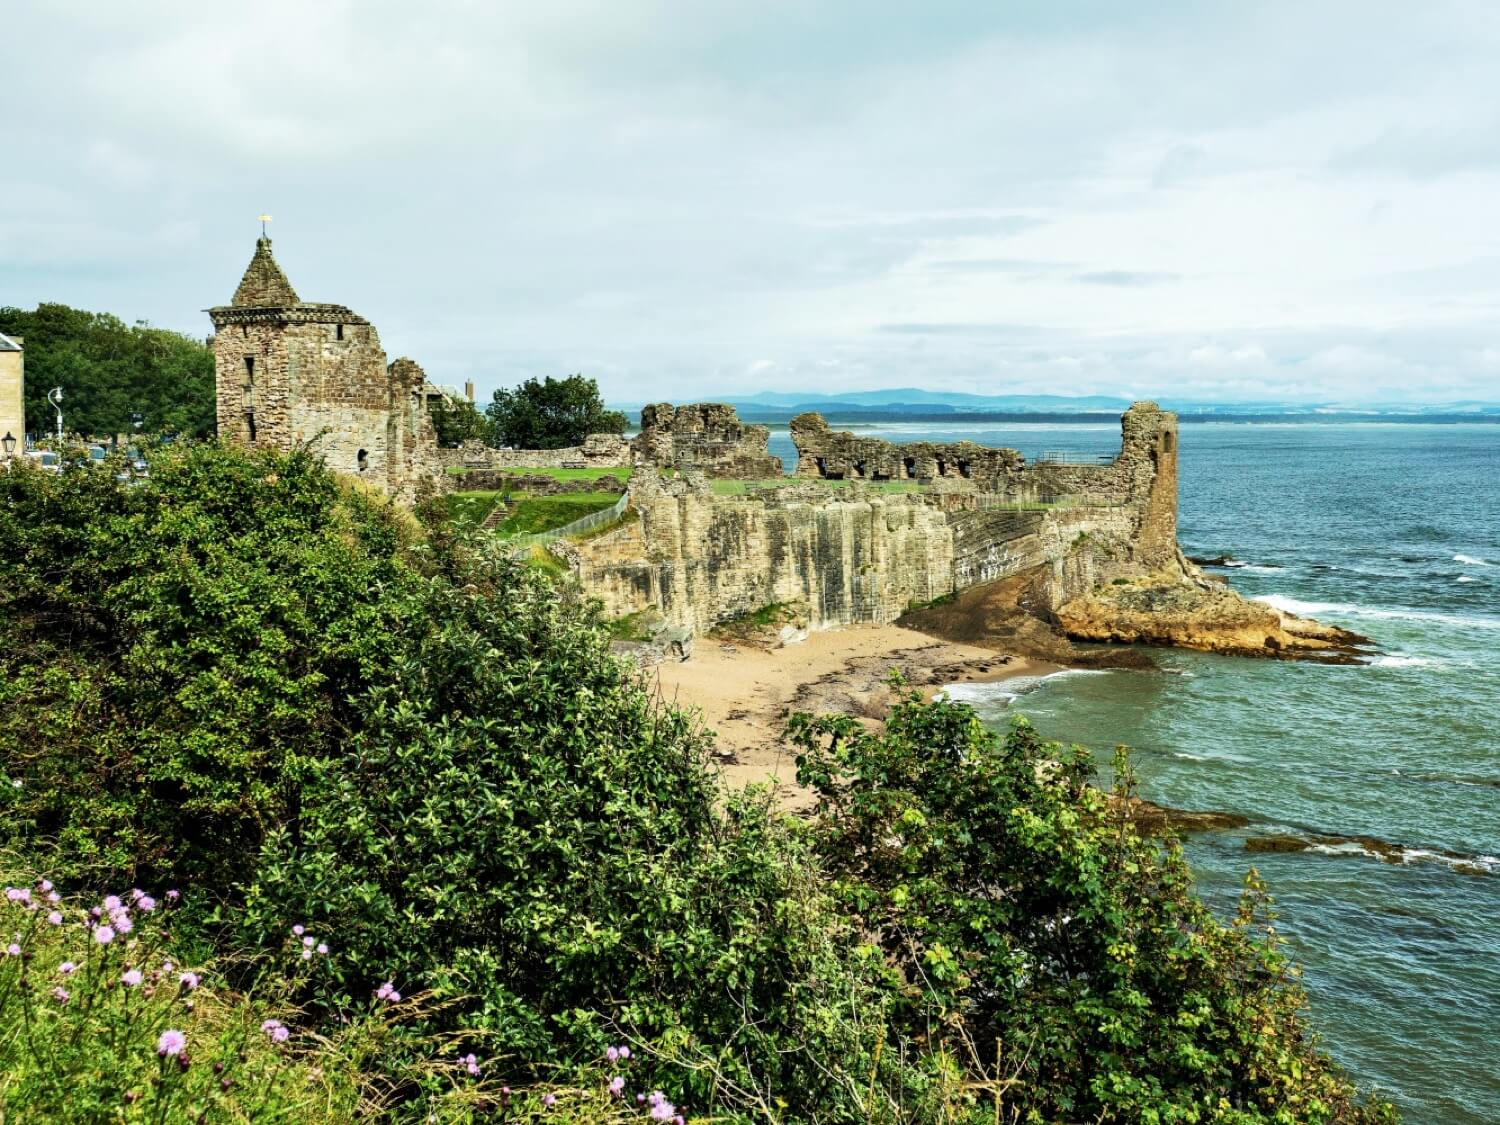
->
[790,695,1398,1124]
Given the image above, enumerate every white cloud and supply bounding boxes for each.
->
[4,0,1500,404]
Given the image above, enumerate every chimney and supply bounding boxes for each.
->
[464,380,474,404]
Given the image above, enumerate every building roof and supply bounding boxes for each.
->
[0,332,21,352]
[232,237,300,308]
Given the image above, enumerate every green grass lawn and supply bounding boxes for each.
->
[494,492,621,537]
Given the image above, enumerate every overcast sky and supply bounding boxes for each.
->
[5,0,1500,406]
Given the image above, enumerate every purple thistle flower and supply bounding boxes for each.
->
[4,943,19,957]
[157,1029,187,1056]
[5,887,29,904]
[301,936,314,948]
[608,1076,625,1097]
[292,924,305,936]
[38,880,52,893]
[260,1019,290,1043]
[102,895,122,912]
[130,888,144,902]
[137,895,156,912]
[636,1093,646,1104]
[542,1094,557,1109]
[165,889,180,901]
[122,969,143,987]
[51,986,70,1004]
[58,961,77,975]
[606,1046,620,1063]
[179,971,200,991]
[375,981,401,1002]
[45,891,59,904]
[300,949,312,961]
[619,1046,631,1060]
[650,1100,677,1122]
[111,914,133,935]
[674,1116,685,1125]
[316,942,328,955]
[46,911,62,926]
[94,925,115,945]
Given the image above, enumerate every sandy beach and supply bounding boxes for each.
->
[651,624,1047,808]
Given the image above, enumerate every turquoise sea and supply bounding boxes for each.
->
[769,422,1500,1123]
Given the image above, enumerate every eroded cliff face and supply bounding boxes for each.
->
[571,473,953,635]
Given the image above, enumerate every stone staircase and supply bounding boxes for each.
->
[479,500,508,531]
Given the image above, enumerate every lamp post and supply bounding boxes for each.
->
[2,431,15,458]
[47,386,63,440]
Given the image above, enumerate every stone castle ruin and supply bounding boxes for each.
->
[633,402,783,478]
[562,402,1182,634]
[209,238,439,497]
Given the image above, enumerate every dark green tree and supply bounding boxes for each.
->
[485,374,627,449]
[427,394,495,447]
[0,303,215,440]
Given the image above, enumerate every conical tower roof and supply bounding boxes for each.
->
[232,237,300,307]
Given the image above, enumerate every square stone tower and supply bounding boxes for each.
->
[207,237,436,496]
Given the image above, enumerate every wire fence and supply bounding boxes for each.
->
[503,491,631,551]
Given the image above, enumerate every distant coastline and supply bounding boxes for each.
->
[724,412,1500,429]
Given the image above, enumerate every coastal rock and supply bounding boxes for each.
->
[1055,560,1371,664]
[1110,795,1250,834]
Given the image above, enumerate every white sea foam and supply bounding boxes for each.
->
[1370,654,1438,668]
[940,668,1108,707]
[1454,553,1490,566]
[1253,593,1500,631]
[1457,575,1478,583]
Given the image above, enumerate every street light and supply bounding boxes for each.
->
[2,431,15,457]
[47,386,63,440]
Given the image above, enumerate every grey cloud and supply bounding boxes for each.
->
[1072,271,1181,287]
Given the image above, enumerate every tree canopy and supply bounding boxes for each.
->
[485,374,627,449]
[427,394,495,447]
[0,303,216,440]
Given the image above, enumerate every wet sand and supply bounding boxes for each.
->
[651,624,1046,809]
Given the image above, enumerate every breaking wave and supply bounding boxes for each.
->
[1253,593,1500,631]
[1454,553,1490,566]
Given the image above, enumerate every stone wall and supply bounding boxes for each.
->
[450,471,627,496]
[635,403,782,478]
[434,432,633,472]
[209,238,440,500]
[0,334,23,461]
[790,412,1023,487]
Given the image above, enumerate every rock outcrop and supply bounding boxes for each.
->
[1054,555,1370,663]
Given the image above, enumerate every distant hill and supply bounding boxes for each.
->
[610,388,1500,422]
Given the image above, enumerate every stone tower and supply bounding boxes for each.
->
[207,237,436,496]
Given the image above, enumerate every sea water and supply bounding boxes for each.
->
[770,422,1500,1123]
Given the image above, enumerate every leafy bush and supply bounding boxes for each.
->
[0,444,1397,1122]
[790,694,1398,1124]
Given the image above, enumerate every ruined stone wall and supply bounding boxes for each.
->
[635,403,782,478]
[790,412,1024,487]
[435,433,633,471]
[451,471,626,496]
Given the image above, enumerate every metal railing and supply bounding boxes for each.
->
[503,491,631,551]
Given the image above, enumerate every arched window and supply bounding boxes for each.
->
[1162,431,1175,454]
